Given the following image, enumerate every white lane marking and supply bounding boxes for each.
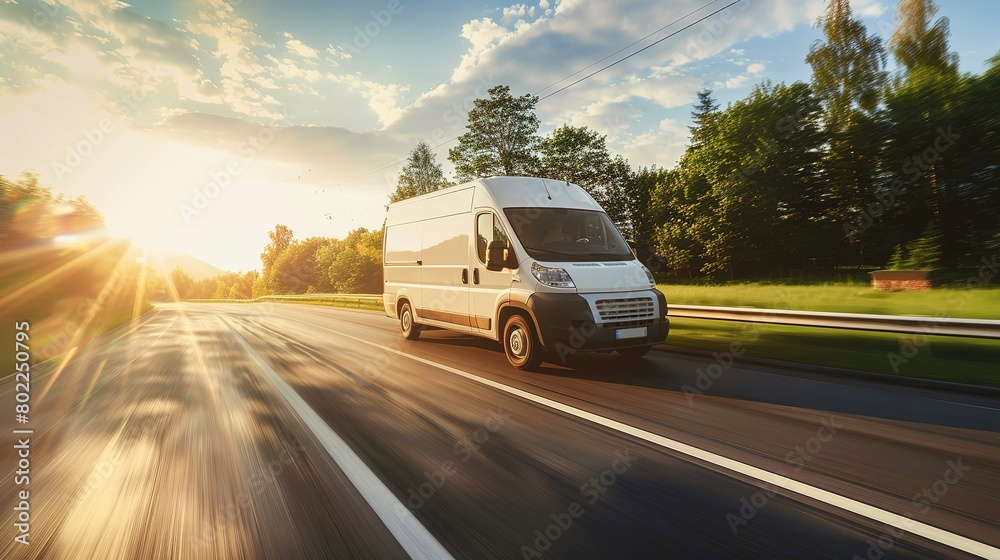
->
[222,319,455,560]
[311,323,1000,559]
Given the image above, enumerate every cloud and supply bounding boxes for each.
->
[285,38,319,59]
[501,3,536,24]
[854,0,889,18]
[329,73,410,127]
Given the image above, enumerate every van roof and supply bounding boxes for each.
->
[387,176,603,212]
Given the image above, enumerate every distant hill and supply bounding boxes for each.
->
[157,250,229,280]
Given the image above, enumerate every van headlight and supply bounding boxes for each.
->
[640,263,655,288]
[531,262,575,288]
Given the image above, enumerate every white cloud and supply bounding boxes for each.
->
[329,73,409,127]
[747,62,765,74]
[619,118,688,168]
[854,0,888,18]
[286,38,319,59]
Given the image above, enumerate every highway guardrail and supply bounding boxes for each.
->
[190,295,1000,339]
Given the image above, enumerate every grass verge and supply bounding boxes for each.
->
[188,296,998,387]
[658,283,1000,320]
[666,317,999,388]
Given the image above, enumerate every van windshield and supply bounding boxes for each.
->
[503,208,635,262]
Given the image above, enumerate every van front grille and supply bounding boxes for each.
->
[595,297,655,323]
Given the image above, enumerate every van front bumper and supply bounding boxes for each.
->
[525,291,669,354]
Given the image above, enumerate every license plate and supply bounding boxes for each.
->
[615,327,647,340]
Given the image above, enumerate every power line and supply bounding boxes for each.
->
[533,0,721,96]
[336,0,742,187]
[539,0,742,101]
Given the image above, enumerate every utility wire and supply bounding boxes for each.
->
[533,0,720,96]
[539,0,741,101]
[336,0,742,187]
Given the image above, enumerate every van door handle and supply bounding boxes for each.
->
[473,268,480,284]
[462,269,468,284]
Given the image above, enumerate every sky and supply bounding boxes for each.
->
[1,0,997,272]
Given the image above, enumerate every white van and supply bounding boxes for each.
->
[382,176,668,370]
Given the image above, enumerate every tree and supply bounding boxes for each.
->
[448,85,540,182]
[328,228,383,293]
[0,172,104,246]
[890,0,958,76]
[169,267,194,300]
[538,125,612,192]
[260,224,293,274]
[806,0,887,133]
[689,88,719,144]
[390,141,450,202]
[662,82,827,277]
[270,237,329,294]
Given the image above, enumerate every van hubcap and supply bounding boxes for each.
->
[509,328,526,358]
[402,310,411,331]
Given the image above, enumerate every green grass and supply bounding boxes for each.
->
[188,292,998,387]
[658,283,1000,320]
[667,317,999,387]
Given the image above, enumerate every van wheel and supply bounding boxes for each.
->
[503,315,542,370]
[400,302,421,340]
[616,345,651,360]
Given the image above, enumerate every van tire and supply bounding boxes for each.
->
[616,345,651,360]
[503,315,542,370]
[399,302,421,340]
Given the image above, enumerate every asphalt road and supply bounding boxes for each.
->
[2,302,998,559]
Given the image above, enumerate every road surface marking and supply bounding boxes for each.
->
[223,318,455,560]
[312,323,1000,559]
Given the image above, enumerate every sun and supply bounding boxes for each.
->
[107,214,177,254]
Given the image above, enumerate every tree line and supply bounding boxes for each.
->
[181,0,999,296]
[165,225,384,299]
[390,0,1000,278]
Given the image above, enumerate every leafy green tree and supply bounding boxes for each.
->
[0,172,104,246]
[270,237,329,294]
[595,156,634,238]
[328,228,383,293]
[448,85,540,182]
[313,238,345,293]
[890,0,958,77]
[169,267,194,300]
[663,82,827,276]
[538,125,613,191]
[805,0,888,239]
[688,88,719,147]
[807,0,887,133]
[888,221,942,269]
[254,225,293,296]
[260,224,293,274]
[390,141,451,202]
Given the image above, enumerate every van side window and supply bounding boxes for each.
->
[476,213,508,264]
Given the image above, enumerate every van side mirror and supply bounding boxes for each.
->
[486,240,511,271]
